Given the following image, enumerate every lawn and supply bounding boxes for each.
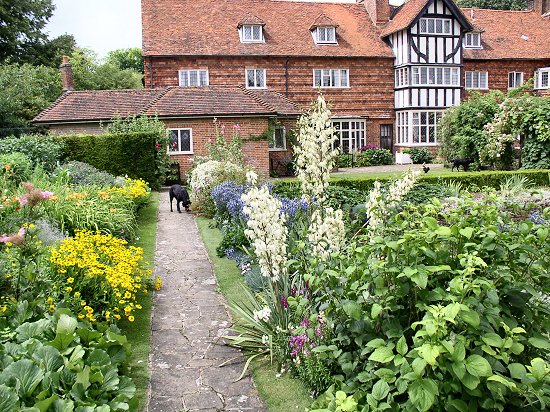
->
[120,191,159,412]
[196,217,313,412]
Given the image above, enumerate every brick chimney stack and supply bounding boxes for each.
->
[364,0,392,27]
[60,55,74,92]
[528,0,550,14]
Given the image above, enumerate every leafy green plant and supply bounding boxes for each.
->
[0,152,33,184]
[499,175,534,197]
[356,148,393,167]
[404,148,434,164]
[0,135,65,171]
[55,160,117,187]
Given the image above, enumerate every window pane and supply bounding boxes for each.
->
[314,70,321,86]
[341,70,348,87]
[257,70,265,87]
[199,70,208,86]
[444,20,451,34]
[247,70,255,87]
[332,70,339,87]
[253,25,261,40]
[180,130,191,152]
[452,69,459,85]
[244,26,252,40]
[180,71,188,87]
[436,19,442,33]
[189,71,198,86]
[428,19,435,33]
[169,130,179,152]
[420,19,427,33]
[322,70,331,87]
[327,28,335,42]
[420,112,427,125]
[428,67,436,84]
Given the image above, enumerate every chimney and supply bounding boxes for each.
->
[364,0,392,27]
[60,55,74,92]
[528,0,550,14]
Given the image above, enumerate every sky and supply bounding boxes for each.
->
[45,0,142,58]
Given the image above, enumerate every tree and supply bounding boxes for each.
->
[455,0,528,10]
[106,48,144,73]
[69,48,143,90]
[0,0,55,62]
[23,34,77,68]
[0,63,61,130]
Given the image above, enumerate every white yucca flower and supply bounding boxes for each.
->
[241,185,288,282]
[308,207,346,260]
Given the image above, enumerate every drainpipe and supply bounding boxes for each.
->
[284,59,289,97]
[148,57,154,88]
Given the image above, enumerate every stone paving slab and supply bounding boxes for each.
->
[147,189,266,412]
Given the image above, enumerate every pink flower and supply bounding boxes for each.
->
[18,195,28,206]
[40,191,54,199]
[155,143,161,151]
[0,227,26,246]
[233,124,241,131]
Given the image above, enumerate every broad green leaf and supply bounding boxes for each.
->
[371,303,383,319]
[461,372,480,390]
[508,363,527,380]
[374,368,396,383]
[411,358,427,376]
[53,399,74,412]
[487,375,517,390]
[342,301,362,320]
[443,303,461,322]
[451,362,466,379]
[423,217,439,230]
[0,384,19,411]
[408,378,438,412]
[396,336,408,356]
[452,341,466,362]
[2,359,44,398]
[16,319,51,341]
[528,337,550,350]
[446,399,468,412]
[435,226,452,237]
[366,339,386,348]
[459,309,480,327]
[56,314,77,336]
[102,366,120,392]
[88,349,111,366]
[95,406,110,412]
[529,358,547,381]
[33,346,63,373]
[482,333,503,348]
[459,227,474,239]
[33,395,59,412]
[368,347,394,363]
[410,272,428,289]
[116,376,135,401]
[465,354,492,377]
[49,333,74,352]
[357,371,371,383]
[418,343,440,366]
[76,366,91,390]
[371,379,390,401]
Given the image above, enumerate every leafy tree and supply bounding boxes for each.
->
[23,34,77,68]
[0,63,61,130]
[105,48,143,73]
[0,0,55,62]
[69,48,143,90]
[456,0,528,10]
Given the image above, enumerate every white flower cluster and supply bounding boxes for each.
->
[241,185,288,282]
[364,170,420,236]
[189,159,243,200]
[481,100,518,164]
[253,306,272,322]
[294,94,339,204]
[307,207,345,260]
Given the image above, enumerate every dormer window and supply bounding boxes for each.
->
[464,32,482,48]
[240,24,264,42]
[315,27,337,44]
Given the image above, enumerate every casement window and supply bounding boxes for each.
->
[464,32,482,48]
[508,72,524,89]
[465,71,488,90]
[395,67,409,88]
[535,68,550,89]
[246,68,266,89]
[240,24,264,42]
[411,66,459,86]
[332,120,366,153]
[419,18,452,34]
[397,111,442,145]
[314,27,337,44]
[168,129,193,154]
[313,69,349,88]
[178,70,209,87]
[269,126,286,151]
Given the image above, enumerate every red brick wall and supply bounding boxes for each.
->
[144,55,395,119]
[464,59,550,95]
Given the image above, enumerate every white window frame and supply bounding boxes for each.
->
[508,72,524,89]
[465,71,488,90]
[331,119,366,153]
[395,67,409,88]
[269,126,286,151]
[314,27,337,45]
[464,33,482,48]
[178,69,209,87]
[239,24,264,43]
[245,68,267,89]
[395,111,443,146]
[411,66,460,86]
[313,69,349,88]
[419,18,452,34]
[168,128,193,154]
[535,68,550,89]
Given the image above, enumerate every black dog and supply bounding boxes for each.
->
[451,158,473,172]
[169,184,191,213]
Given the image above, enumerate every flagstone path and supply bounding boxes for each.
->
[147,189,266,412]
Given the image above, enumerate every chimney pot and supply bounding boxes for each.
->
[60,56,74,92]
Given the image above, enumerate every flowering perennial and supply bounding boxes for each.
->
[294,94,339,204]
[253,306,272,322]
[18,182,54,208]
[50,230,151,322]
[307,207,345,260]
[241,184,288,282]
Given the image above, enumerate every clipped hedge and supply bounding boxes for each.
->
[57,131,161,188]
[273,169,550,197]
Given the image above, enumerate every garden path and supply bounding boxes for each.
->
[147,190,266,412]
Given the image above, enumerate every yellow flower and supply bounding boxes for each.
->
[78,314,85,319]
[49,305,55,313]
[154,276,162,291]
[128,316,135,322]
[124,291,131,299]
[65,287,72,293]
[114,314,121,320]
[80,301,86,306]
[136,304,142,309]
[67,277,74,284]
[74,292,81,299]
[105,311,111,320]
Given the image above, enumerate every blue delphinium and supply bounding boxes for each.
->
[528,210,546,225]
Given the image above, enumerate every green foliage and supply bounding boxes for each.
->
[355,148,393,167]
[456,0,528,10]
[56,131,165,189]
[54,161,117,187]
[0,0,54,62]
[0,152,33,184]
[404,148,434,164]
[0,63,61,129]
[22,34,77,68]
[69,48,142,90]
[0,134,65,170]
[105,48,144,73]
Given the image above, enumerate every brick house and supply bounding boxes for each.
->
[35,0,550,172]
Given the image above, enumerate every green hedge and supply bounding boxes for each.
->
[58,131,161,188]
[273,169,550,197]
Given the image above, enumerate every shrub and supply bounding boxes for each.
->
[0,152,33,184]
[55,161,117,187]
[337,153,353,168]
[404,147,434,164]
[356,146,394,167]
[49,230,151,323]
[0,134,65,170]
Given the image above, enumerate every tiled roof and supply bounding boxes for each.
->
[34,87,300,124]
[238,14,266,28]
[310,13,339,29]
[381,0,473,37]
[141,0,392,58]
[463,8,550,60]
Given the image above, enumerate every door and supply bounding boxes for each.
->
[380,124,393,151]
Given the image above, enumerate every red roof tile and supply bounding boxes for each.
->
[33,87,300,124]
[310,13,339,29]
[141,0,392,58]
[238,14,266,28]
[462,8,550,60]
